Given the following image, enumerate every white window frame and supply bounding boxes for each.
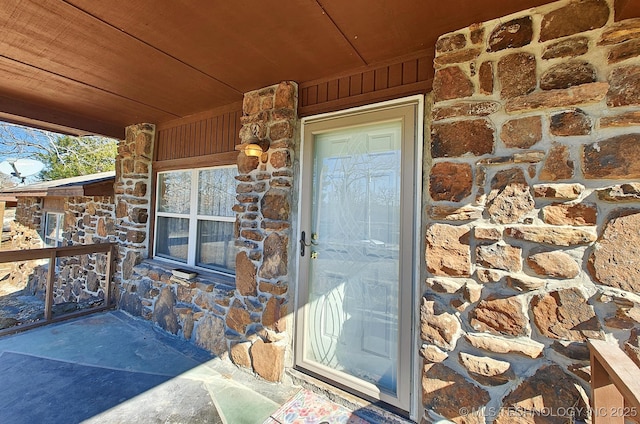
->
[43,211,64,247]
[154,165,237,275]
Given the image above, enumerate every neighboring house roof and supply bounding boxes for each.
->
[0,171,115,201]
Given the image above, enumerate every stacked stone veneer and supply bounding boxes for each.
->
[114,124,154,299]
[114,85,297,382]
[422,0,640,422]
[229,81,297,381]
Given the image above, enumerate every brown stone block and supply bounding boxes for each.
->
[583,134,640,179]
[250,339,285,382]
[474,227,501,241]
[550,109,592,136]
[540,61,597,91]
[263,296,286,331]
[607,65,640,107]
[236,194,259,204]
[235,251,257,297]
[497,52,536,99]
[433,48,481,68]
[432,101,500,121]
[476,244,522,272]
[600,18,640,45]
[541,202,597,226]
[126,229,146,243]
[240,229,263,242]
[243,91,261,115]
[486,168,534,224]
[539,143,574,181]
[531,288,602,341]
[469,23,484,45]
[226,303,251,335]
[432,66,473,102]
[487,16,533,52]
[458,352,514,386]
[600,110,640,128]
[539,0,609,42]
[527,250,580,278]
[505,225,596,246]
[259,281,288,296]
[269,150,291,169]
[429,162,473,202]
[500,116,542,148]
[261,188,290,221]
[465,333,543,358]
[506,275,546,292]
[495,365,588,424]
[596,183,640,201]
[269,121,293,141]
[237,152,260,174]
[542,36,590,59]
[478,61,493,95]
[258,233,288,279]
[436,33,466,53]
[470,295,528,337]
[589,210,640,292]
[422,363,490,424]
[420,295,460,350]
[195,314,227,356]
[429,205,482,221]
[608,39,640,64]
[431,119,494,158]
[506,82,609,113]
[134,132,153,158]
[229,341,252,369]
[425,223,471,277]
[274,81,296,110]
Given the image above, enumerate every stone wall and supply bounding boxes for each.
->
[15,196,42,230]
[230,81,297,381]
[114,123,154,306]
[114,85,298,383]
[17,195,116,307]
[422,0,640,422]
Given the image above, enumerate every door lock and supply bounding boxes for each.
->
[300,231,319,257]
[310,251,318,259]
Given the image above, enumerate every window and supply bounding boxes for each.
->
[44,212,64,247]
[154,166,238,275]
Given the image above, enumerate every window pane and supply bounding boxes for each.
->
[45,213,57,242]
[155,217,189,262]
[198,167,238,217]
[157,171,191,214]
[196,220,237,272]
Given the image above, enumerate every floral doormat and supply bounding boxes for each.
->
[264,389,370,424]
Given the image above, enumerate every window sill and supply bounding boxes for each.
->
[133,259,236,291]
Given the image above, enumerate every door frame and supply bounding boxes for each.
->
[294,95,424,419]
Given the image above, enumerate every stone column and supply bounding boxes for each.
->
[230,82,297,381]
[114,123,154,301]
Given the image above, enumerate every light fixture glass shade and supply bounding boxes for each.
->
[244,143,263,157]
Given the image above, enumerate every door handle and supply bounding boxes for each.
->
[300,231,318,257]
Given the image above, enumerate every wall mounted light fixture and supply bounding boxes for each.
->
[238,123,270,157]
[243,136,269,157]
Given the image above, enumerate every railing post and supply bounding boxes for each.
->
[104,244,114,308]
[591,351,624,424]
[44,250,56,321]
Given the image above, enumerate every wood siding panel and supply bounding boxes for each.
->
[155,102,242,163]
[299,51,434,117]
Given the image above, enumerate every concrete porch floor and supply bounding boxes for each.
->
[0,310,301,424]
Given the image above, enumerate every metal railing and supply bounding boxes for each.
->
[0,243,116,337]
[588,339,640,423]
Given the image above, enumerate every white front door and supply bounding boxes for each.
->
[296,99,419,411]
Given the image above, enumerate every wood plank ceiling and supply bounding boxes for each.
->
[0,0,638,138]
